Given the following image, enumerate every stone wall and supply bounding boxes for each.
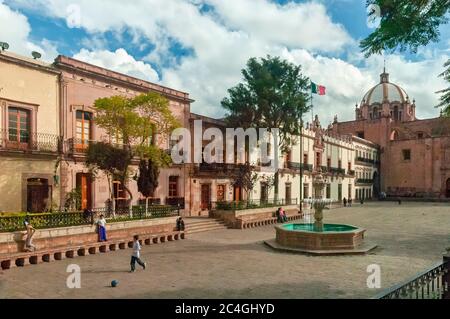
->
[0,217,178,255]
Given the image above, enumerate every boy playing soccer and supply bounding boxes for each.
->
[130,235,147,273]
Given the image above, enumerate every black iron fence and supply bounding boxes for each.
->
[0,129,60,153]
[0,205,180,233]
[211,198,298,211]
[374,258,450,299]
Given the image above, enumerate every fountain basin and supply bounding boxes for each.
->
[276,223,365,250]
[264,222,377,255]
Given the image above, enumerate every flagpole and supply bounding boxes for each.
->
[311,80,314,123]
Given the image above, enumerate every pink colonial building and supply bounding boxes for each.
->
[53,56,193,213]
[331,70,450,198]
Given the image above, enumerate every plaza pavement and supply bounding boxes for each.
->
[0,202,449,299]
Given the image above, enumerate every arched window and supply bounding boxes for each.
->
[390,130,399,141]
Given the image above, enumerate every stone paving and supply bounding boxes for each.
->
[0,202,449,299]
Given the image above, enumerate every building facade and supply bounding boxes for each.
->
[0,51,61,213]
[331,70,450,198]
[54,56,193,213]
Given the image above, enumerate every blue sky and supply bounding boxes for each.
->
[1,0,449,123]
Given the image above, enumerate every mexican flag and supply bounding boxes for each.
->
[311,82,326,96]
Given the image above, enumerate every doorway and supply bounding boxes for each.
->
[27,178,50,213]
[285,183,292,204]
[260,183,268,204]
[76,173,92,210]
[234,186,242,202]
[201,184,211,210]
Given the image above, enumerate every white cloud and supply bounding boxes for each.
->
[73,48,159,82]
[0,0,58,61]
[3,0,449,124]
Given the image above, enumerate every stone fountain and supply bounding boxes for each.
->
[264,172,377,255]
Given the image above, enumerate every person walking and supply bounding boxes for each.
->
[130,235,147,273]
[23,217,36,252]
[343,198,347,207]
[96,214,107,242]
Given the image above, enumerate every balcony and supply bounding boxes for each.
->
[348,170,356,176]
[0,129,60,154]
[286,162,313,172]
[356,179,374,185]
[356,157,378,165]
[320,166,346,175]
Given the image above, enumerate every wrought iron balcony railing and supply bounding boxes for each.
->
[356,179,374,184]
[0,129,60,153]
[286,162,313,172]
[356,157,379,165]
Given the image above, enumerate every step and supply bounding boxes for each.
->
[185,220,226,227]
[186,223,228,230]
[186,225,229,234]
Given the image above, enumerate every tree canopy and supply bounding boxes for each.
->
[361,0,450,116]
[222,56,311,199]
[222,55,311,152]
[361,0,450,57]
[87,92,179,201]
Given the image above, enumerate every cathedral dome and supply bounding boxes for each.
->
[361,71,409,106]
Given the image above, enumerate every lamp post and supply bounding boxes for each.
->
[299,111,303,215]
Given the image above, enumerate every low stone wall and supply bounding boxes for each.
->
[0,217,178,255]
[275,225,365,250]
[211,205,300,229]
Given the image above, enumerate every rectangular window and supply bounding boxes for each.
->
[303,153,308,165]
[8,107,30,143]
[338,184,342,201]
[402,149,411,161]
[327,158,331,169]
[357,132,365,139]
[348,184,352,200]
[303,184,309,199]
[338,159,342,169]
[169,176,179,197]
[76,110,93,150]
[326,184,331,199]
[348,162,352,171]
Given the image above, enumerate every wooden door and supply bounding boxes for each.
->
[201,184,211,210]
[76,173,92,210]
[234,186,242,202]
[27,179,49,213]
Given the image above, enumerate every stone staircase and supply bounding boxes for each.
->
[184,218,229,234]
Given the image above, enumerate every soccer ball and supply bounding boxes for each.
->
[111,280,119,287]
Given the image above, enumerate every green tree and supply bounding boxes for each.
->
[437,60,450,116]
[361,0,450,115]
[137,159,162,214]
[222,56,311,200]
[361,0,449,57]
[88,92,179,209]
[231,163,259,202]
